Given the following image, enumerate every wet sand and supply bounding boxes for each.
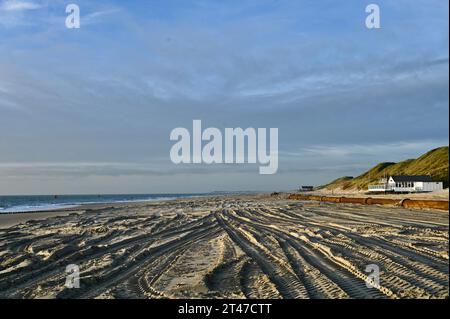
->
[0,210,80,229]
[0,195,448,299]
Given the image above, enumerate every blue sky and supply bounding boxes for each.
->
[0,0,448,194]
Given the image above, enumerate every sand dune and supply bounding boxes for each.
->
[0,196,448,299]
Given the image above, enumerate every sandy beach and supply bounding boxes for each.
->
[0,194,448,299]
[314,188,450,200]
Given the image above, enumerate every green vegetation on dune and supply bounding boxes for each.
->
[324,176,354,187]
[322,146,449,190]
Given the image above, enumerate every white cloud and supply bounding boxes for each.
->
[0,0,42,11]
[0,0,44,27]
[83,8,121,25]
[296,141,448,159]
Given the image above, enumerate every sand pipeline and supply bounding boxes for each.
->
[288,194,449,211]
[0,196,448,299]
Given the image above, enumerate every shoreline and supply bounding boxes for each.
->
[0,193,266,229]
[0,193,225,215]
[0,199,180,229]
[0,192,263,215]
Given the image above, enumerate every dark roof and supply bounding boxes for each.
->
[391,175,433,182]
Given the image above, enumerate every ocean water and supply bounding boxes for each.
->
[0,193,208,213]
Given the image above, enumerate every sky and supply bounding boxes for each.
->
[0,0,448,195]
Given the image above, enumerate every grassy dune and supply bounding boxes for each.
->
[322,146,449,191]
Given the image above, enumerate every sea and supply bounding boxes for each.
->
[0,193,211,213]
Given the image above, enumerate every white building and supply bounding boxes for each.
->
[368,175,443,193]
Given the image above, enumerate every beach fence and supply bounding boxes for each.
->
[287,194,449,211]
